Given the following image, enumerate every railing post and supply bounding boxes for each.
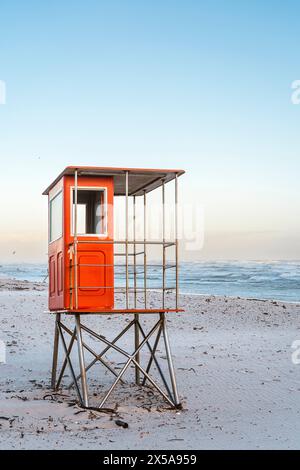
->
[125,171,129,309]
[133,194,140,384]
[143,190,147,308]
[175,173,179,310]
[74,169,79,310]
[162,178,166,309]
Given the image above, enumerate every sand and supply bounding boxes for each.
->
[0,277,300,450]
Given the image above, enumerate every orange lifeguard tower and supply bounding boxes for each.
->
[43,166,185,409]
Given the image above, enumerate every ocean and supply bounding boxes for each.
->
[0,261,300,302]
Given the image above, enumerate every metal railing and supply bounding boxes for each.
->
[70,169,179,311]
[68,240,177,310]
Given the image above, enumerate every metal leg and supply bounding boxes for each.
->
[131,358,175,407]
[51,313,60,389]
[75,315,89,407]
[56,327,76,389]
[138,321,172,398]
[141,323,162,386]
[57,322,83,404]
[161,313,181,407]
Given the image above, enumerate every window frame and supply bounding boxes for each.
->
[49,189,63,244]
[70,186,108,238]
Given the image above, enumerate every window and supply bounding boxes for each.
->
[49,191,63,242]
[72,188,106,236]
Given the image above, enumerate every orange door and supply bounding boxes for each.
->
[75,242,114,309]
[63,175,114,311]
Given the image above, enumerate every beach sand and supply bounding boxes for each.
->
[0,277,300,450]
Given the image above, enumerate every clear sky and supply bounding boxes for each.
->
[0,0,300,262]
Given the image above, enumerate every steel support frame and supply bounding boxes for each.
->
[51,313,181,409]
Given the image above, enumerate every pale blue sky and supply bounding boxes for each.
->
[0,0,300,261]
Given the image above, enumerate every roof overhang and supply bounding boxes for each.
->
[43,166,185,196]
